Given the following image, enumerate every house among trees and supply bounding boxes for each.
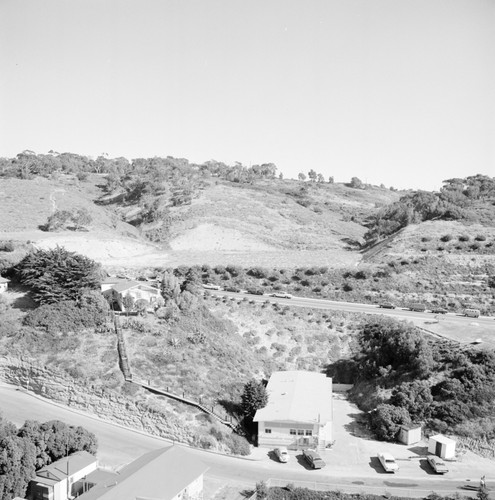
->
[0,276,10,293]
[101,277,161,312]
[253,371,333,450]
[28,450,98,500]
[26,446,208,500]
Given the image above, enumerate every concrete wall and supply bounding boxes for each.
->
[0,356,197,448]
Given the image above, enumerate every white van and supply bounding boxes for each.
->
[464,308,480,318]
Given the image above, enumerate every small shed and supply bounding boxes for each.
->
[398,425,422,445]
[0,276,10,293]
[428,434,456,459]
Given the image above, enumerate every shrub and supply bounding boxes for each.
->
[24,301,86,334]
[421,236,431,242]
[470,243,481,251]
[440,234,453,242]
[458,234,470,242]
[369,404,412,441]
[225,433,250,456]
[475,235,486,241]
[342,282,353,292]
[248,267,268,279]
[214,265,226,274]
[0,240,16,252]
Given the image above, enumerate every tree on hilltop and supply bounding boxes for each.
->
[16,247,103,304]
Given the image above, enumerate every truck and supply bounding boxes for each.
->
[409,303,426,312]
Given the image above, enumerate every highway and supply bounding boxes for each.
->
[1,383,492,499]
[209,290,495,328]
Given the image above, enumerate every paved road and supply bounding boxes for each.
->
[1,383,493,498]
[210,291,495,327]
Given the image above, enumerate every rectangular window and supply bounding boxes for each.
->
[305,430,312,436]
[265,429,271,434]
[297,429,304,435]
[290,429,296,435]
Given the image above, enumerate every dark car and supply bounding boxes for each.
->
[379,302,396,309]
[302,449,326,469]
[247,288,264,295]
[431,307,448,314]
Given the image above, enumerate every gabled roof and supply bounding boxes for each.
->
[0,276,10,283]
[102,278,160,294]
[35,451,97,485]
[77,446,208,500]
[253,371,333,424]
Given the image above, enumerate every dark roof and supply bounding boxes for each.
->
[77,446,208,500]
[35,451,97,485]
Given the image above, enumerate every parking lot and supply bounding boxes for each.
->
[250,395,493,481]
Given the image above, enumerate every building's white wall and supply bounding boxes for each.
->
[53,479,65,500]
[258,421,320,447]
[171,474,204,500]
[443,442,456,459]
[0,283,8,293]
[71,461,98,487]
[320,421,333,443]
[100,283,115,292]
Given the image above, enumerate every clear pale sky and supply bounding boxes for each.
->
[1,0,494,190]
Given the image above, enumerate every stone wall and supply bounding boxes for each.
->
[0,355,196,444]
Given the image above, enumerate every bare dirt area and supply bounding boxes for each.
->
[1,229,362,270]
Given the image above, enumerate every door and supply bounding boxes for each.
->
[435,441,442,457]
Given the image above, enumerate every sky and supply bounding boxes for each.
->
[1,0,494,191]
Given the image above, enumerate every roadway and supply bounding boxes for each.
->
[0,383,492,498]
[209,290,495,328]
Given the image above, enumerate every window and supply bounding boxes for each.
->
[297,429,304,435]
[265,429,272,434]
[305,430,312,436]
[290,429,296,435]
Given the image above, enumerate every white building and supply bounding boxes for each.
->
[29,451,98,500]
[0,276,10,293]
[101,278,161,312]
[428,434,456,459]
[253,371,333,450]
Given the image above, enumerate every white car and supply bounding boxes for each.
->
[272,292,293,299]
[202,283,222,290]
[377,452,399,473]
[274,447,290,463]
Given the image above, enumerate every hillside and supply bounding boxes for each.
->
[0,172,401,268]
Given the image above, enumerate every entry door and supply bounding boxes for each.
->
[435,441,442,457]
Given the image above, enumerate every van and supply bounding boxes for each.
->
[464,308,480,318]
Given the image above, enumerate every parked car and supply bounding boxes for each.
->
[202,283,222,291]
[302,449,326,469]
[427,455,449,474]
[247,288,264,295]
[274,447,290,463]
[431,307,448,314]
[224,286,241,292]
[377,452,399,473]
[272,292,293,299]
[379,302,396,309]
